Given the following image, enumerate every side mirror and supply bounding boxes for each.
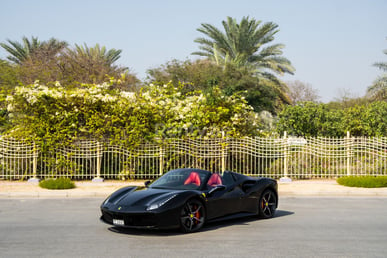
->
[208,184,226,195]
[144,180,151,187]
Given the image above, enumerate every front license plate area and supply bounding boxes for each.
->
[113,219,125,226]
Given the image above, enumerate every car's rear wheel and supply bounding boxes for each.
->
[180,199,205,233]
[258,189,277,219]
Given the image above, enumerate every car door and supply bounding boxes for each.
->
[206,172,244,220]
[239,180,260,213]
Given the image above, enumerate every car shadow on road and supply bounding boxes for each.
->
[274,209,294,218]
[107,209,294,236]
[201,209,294,232]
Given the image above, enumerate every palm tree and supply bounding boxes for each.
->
[192,17,295,107]
[60,43,139,89]
[367,45,387,101]
[0,36,67,64]
[71,43,122,66]
[192,16,295,76]
[0,36,40,64]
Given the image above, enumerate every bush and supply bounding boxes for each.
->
[337,176,387,188]
[277,101,387,137]
[39,177,76,190]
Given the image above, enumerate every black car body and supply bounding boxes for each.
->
[100,168,278,233]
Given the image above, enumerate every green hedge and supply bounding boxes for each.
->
[39,178,76,190]
[337,176,387,188]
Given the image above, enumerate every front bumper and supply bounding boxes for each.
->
[100,207,180,229]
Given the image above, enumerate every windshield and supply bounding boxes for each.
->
[149,169,211,190]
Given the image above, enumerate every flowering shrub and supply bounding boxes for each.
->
[5,81,262,147]
[140,83,261,138]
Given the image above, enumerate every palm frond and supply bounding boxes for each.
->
[373,62,387,71]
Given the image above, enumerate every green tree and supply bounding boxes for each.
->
[0,36,68,65]
[276,102,344,137]
[342,102,387,136]
[147,59,224,93]
[192,16,295,87]
[367,41,387,101]
[1,36,68,84]
[277,102,387,137]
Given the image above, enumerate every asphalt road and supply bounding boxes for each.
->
[1,197,387,258]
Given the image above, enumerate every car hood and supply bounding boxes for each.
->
[104,187,181,209]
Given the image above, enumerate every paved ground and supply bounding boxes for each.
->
[1,178,387,198]
[3,197,387,257]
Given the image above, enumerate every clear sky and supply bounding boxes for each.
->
[1,0,386,102]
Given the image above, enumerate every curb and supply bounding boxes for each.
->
[2,180,387,198]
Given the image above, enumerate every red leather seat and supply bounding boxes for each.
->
[207,173,222,187]
[184,172,201,186]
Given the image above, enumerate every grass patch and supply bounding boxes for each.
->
[39,178,76,190]
[337,176,387,188]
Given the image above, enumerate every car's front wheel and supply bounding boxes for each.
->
[180,199,205,233]
[258,189,277,219]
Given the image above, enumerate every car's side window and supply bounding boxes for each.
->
[221,172,236,187]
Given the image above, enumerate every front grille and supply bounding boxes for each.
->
[124,214,156,227]
[101,210,157,227]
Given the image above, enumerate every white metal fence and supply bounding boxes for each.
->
[0,134,386,180]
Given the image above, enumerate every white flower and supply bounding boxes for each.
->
[7,103,14,112]
[120,91,135,100]
[5,95,13,102]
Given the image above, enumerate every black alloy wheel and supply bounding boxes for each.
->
[259,189,277,219]
[180,199,205,233]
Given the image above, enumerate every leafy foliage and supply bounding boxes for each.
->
[5,81,262,147]
[0,36,62,64]
[0,37,139,89]
[147,59,288,114]
[277,101,387,137]
[276,102,343,137]
[0,60,19,132]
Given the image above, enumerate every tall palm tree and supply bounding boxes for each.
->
[192,16,295,76]
[192,16,295,107]
[367,46,387,101]
[0,36,67,64]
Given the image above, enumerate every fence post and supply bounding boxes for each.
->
[159,145,164,176]
[221,131,226,173]
[280,131,292,182]
[92,141,104,182]
[346,131,351,176]
[28,142,40,183]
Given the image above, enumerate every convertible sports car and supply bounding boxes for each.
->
[100,168,278,233]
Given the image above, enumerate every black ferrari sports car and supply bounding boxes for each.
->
[100,168,278,233]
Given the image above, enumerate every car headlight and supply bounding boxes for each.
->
[147,194,177,211]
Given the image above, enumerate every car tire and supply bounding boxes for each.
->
[258,189,277,219]
[180,199,205,233]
